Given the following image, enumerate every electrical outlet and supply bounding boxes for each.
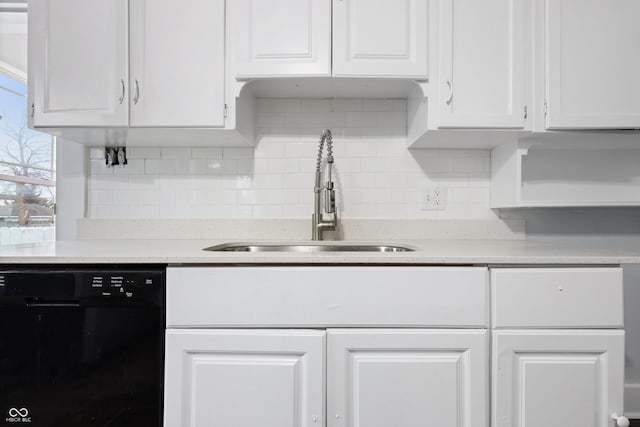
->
[420,187,447,210]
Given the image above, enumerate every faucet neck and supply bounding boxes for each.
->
[312,129,337,241]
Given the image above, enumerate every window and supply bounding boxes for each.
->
[0,4,56,244]
[0,74,56,243]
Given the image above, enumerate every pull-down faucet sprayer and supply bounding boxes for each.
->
[312,128,337,241]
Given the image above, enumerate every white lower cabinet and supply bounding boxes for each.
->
[327,329,487,427]
[492,330,624,427]
[164,328,488,427]
[164,329,326,427]
[491,267,626,427]
[164,266,626,427]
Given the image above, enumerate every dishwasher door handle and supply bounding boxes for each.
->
[24,298,80,307]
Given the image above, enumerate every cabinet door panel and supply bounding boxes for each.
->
[233,0,331,77]
[438,0,525,128]
[164,330,325,427]
[545,0,640,129]
[493,330,624,427]
[129,0,225,127]
[327,329,487,427]
[333,0,428,78]
[30,0,128,127]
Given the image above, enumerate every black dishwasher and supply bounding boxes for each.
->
[0,265,165,427]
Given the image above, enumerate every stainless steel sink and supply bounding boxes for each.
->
[204,242,415,253]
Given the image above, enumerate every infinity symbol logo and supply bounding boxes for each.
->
[8,408,28,417]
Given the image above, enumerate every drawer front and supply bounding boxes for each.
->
[167,266,488,328]
[491,268,623,328]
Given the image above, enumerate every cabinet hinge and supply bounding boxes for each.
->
[543,101,548,118]
[31,103,35,118]
[223,103,228,118]
[524,105,528,120]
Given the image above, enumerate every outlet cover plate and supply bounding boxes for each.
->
[420,187,447,210]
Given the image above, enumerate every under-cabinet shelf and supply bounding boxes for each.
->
[491,139,640,208]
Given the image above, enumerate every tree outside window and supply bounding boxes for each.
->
[0,73,56,237]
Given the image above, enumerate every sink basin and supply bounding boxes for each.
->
[204,242,415,253]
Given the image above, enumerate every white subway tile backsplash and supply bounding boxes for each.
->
[376,112,406,128]
[392,99,407,112]
[270,98,301,113]
[114,159,145,175]
[268,158,299,174]
[342,172,376,188]
[252,205,284,218]
[223,147,254,159]
[345,143,376,157]
[90,159,113,176]
[314,112,347,128]
[161,147,191,159]
[268,189,299,205]
[254,141,285,158]
[252,174,284,189]
[91,190,114,205]
[362,98,394,112]
[95,175,129,191]
[87,98,494,221]
[145,159,175,175]
[192,147,223,159]
[361,158,395,173]
[284,112,318,128]
[255,99,270,113]
[129,205,159,219]
[283,204,311,217]
[346,112,378,128]
[175,159,206,175]
[331,98,362,112]
[284,142,315,159]
[301,99,332,113]
[453,157,489,173]
[89,147,104,159]
[256,112,285,127]
[129,147,161,159]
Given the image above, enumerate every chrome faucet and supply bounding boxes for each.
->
[312,129,337,241]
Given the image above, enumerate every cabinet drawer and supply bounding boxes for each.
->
[167,266,488,328]
[491,268,623,328]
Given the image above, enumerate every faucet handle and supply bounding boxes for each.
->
[325,187,335,214]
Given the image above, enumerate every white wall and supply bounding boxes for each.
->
[56,139,86,240]
[87,98,495,220]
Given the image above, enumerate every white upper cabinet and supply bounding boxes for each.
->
[544,0,640,129]
[435,0,526,129]
[232,0,428,79]
[30,0,226,130]
[232,0,331,78]
[30,0,128,127]
[129,0,225,127]
[332,0,428,78]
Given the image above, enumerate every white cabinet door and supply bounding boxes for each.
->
[232,0,331,78]
[332,0,428,78]
[164,329,325,427]
[129,0,225,127]
[327,329,488,427]
[30,0,128,127]
[437,0,525,128]
[545,0,640,129]
[493,330,625,427]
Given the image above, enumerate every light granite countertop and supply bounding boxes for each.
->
[0,238,639,265]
